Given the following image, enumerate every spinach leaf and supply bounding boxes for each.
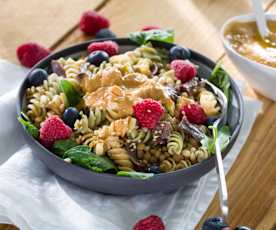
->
[64,145,117,173]
[64,145,91,157]
[117,171,154,180]
[129,29,174,45]
[209,62,232,104]
[17,116,39,139]
[52,139,78,156]
[217,125,231,151]
[201,125,231,154]
[59,80,81,106]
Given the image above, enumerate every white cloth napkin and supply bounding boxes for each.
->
[0,59,262,230]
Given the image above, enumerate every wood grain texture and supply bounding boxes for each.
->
[1,0,276,230]
[56,0,263,59]
[0,0,105,63]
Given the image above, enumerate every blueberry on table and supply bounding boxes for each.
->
[28,68,48,86]
[234,226,252,230]
[169,45,191,61]
[87,50,109,66]
[95,28,117,39]
[63,107,80,128]
[202,217,229,230]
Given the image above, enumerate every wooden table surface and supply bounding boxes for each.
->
[0,0,276,229]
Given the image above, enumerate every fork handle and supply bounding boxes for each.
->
[215,137,229,222]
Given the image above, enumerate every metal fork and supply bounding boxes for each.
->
[203,79,229,222]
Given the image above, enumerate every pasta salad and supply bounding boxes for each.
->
[19,37,231,179]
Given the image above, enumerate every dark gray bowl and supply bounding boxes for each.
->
[17,38,244,195]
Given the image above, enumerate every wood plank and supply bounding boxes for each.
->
[0,0,105,63]
[56,0,273,60]
[256,200,276,230]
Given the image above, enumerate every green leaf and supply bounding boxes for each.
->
[89,155,117,172]
[59,80,81,106]
[201,125,231,154]
[52,139,78,156]
[217,125,231,150]
[200,134,214,154]
[128,29,174,45]
[17,116,39,139]
[64,145,117,173]
[117,171,154,180]
[64,145,91,157]
[209,62,232,104]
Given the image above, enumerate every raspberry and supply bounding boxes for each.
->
[141,25,161,31]
[133,215,165,230]
[87,41,119,56]
[170,59,197,83]
[79,10,109,35]
[39,116,72,147]
[133,99,164,129]
[180,103,207,125]
[17,42,50,68]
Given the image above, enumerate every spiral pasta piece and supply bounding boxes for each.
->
[126,128,152,144]
[167,131,184,155]
[160,157,192,172]
[46,93,67,116]
[57,57,86,78]
[26,73,62,100]
[27,95,48,126]
[74,113,91,134]
[107,147,134,171]
[87,108,106,129]
[95,116,137,139]
[182,147,209,163]
[74,108,106,134]
[109,51,139,65]
[75,131,106,156]
[135,45,163,63]
[26,74,65,125]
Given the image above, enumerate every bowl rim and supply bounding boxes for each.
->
[16,37,244,181]
[220,13,276,72]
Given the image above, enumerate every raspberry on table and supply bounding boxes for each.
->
[141,25,161,31]
[170,59,197,83]
[39,116,72,147]
[17,42,50,68]
[87,40,119,56]
[180,103,207,125]
[133,99,165,129]
[79,10,109,35]
[133,215,165,230]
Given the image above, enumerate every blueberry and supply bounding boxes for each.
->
[63,107,80,128]
[234,226,252,230]
[87,51,109,66]
[28,68,48,86]
[148,165,162,174]
[169,45,191,61]
[202,217,229,230]
[95,28,117,39]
